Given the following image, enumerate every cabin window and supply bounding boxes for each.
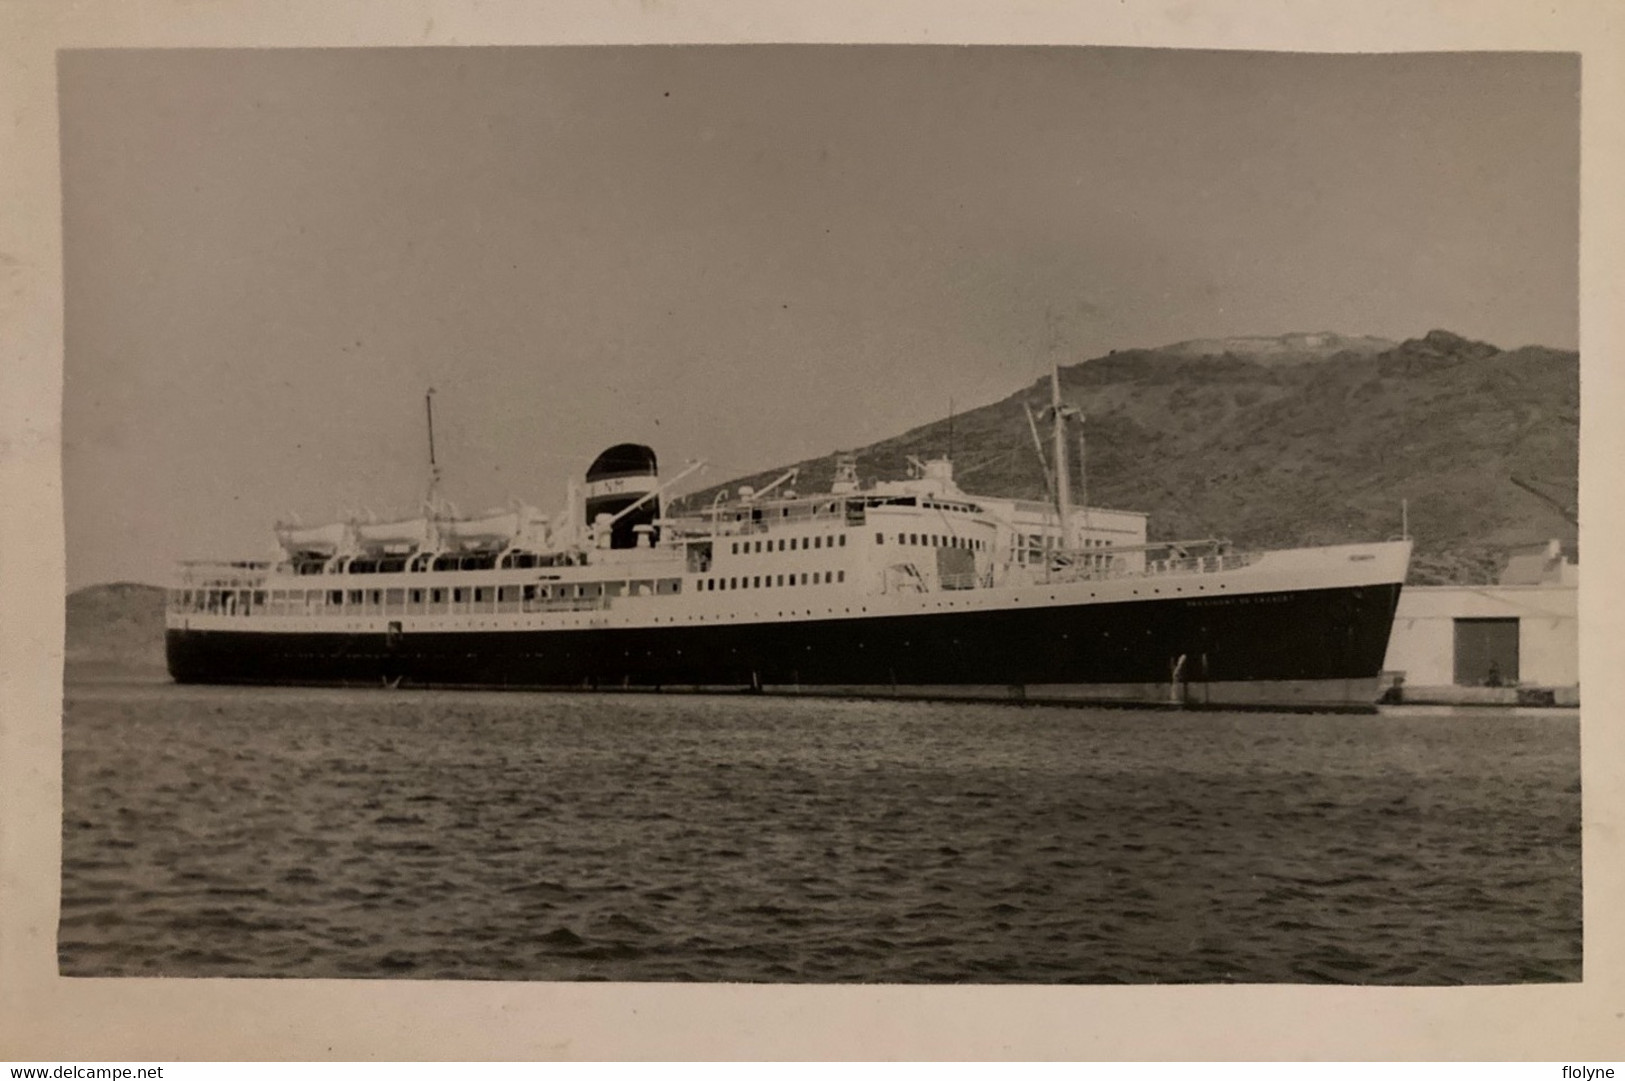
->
[838,570,846,582]
[813,536,821,549]
[800,573,808,584]
[813,572,821,584]
[453,588,466,604]
[729,577,737,589]
[875,533,883,545]
[731,542,738,554]
[839,535,846,547]
[776,574,784,586]
[752,576,761,588]
[347,590,363,605]
[778,539,785,551]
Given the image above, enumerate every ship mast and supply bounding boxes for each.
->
[424,388,443,511]
[1078,416,1090,539]
[1050,367,1072,546]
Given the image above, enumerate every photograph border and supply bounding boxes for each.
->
[2,0,1621,1061]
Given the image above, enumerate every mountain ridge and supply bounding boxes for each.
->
[1156,331,1397,363]
[675,329,1578,587]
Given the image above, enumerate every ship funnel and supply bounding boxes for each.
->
[584,443,660,550]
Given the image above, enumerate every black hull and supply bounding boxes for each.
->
[167,583,1403,712]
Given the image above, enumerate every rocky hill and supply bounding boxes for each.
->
[65,581,168,680]
[675,330,1579,585]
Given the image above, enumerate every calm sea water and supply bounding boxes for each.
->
[59,680,1581,983]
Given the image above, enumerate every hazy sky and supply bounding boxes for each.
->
[60,47,1579,588]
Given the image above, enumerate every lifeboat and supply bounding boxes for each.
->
[355,516,432,552]
[275,520,352,557]
[439,511,517,550]
[439,504,544,551]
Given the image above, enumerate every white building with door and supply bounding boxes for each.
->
[1380,540,1578,705]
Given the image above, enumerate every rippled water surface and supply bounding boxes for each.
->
[60,681,1581,982]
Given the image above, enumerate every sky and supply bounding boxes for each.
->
[59,46,1579,588]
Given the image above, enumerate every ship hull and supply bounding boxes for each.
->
[166,581,1403,712]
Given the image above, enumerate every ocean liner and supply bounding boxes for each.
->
[166,377,1411,711]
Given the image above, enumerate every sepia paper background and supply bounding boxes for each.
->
[2,0,1622,1060]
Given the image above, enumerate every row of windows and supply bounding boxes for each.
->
[1019,535,1112,551]
[877,532,985,550]
[701,570,845,591]
[173,579,683,614]
[291,550,582,577]
[730,534,847,555]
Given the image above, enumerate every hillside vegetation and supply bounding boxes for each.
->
[676,330,1579,585]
